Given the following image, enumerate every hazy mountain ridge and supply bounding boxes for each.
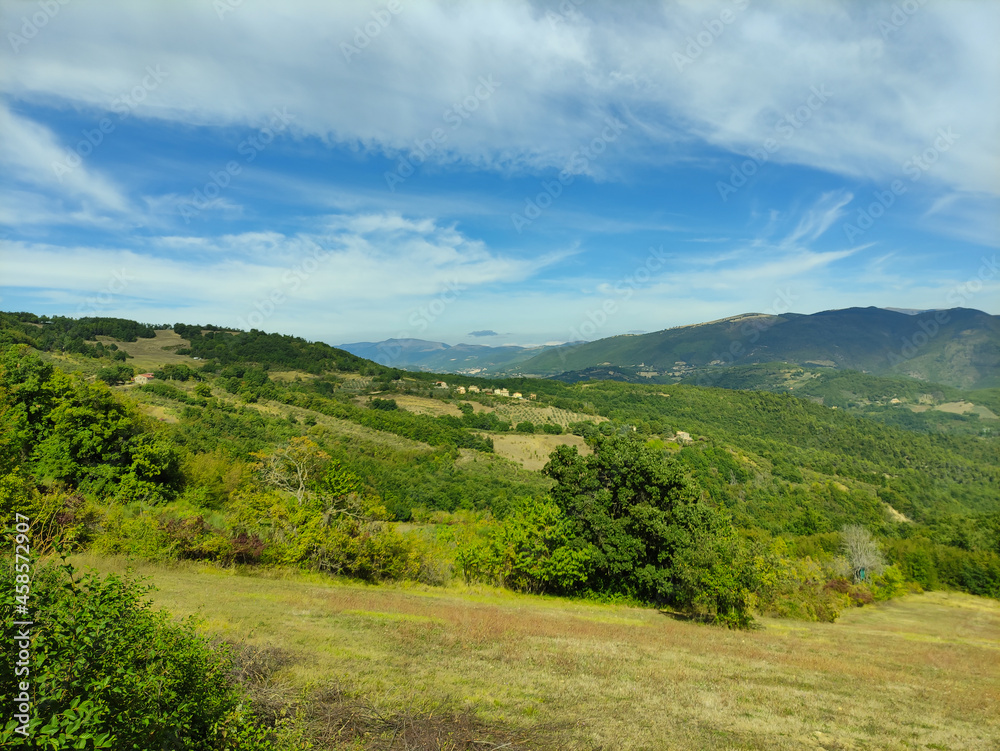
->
[338,338,565,374]
[523,307,1000,390]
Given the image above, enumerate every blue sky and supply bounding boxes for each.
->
[1,0,997,347]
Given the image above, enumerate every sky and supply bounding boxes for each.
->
[1,0,998,348]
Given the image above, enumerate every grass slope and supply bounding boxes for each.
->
[77,555,1000,751]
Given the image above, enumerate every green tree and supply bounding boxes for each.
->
[456,498,591,594]
[543,435,771,626]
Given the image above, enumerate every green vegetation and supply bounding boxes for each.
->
[1,311,999,746]
[521,307,1000,389]
[67,555,1000,751]
[0,558,277,749]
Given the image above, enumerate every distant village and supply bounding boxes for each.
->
[433,381,535,400]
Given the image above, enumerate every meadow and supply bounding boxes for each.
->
[75,554,1000,751]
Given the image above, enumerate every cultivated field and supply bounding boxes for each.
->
[384,393,465,417]
[73,555,1000,750]
[490,433,592,470]
[488,402,606,429]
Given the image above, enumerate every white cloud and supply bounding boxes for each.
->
[0,103,128,212]
[2,0,995,195]
[0,213,566,338]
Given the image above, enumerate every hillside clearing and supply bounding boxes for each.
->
[490,433,593,470]
[93,329,195,370]
[73,555,1000,751]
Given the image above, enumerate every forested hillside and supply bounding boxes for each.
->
[2,313,998,620]
[521,307,1000,389]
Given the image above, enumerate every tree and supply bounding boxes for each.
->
[840,524,886,582]
[250,437,329,505]
[0,559,272,748]
[456,498,591,594]
[95,364,134,385]
[543,435,772,626]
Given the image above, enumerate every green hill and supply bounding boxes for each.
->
[2,311,998,605]
[521,307,1000,389]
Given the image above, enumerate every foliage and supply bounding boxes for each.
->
[839,524,887,582]
[0,348,181,502]
[0,557,274,749]
[250,437,330,505]
[456,498,591,594]
[543,435,774,626]
[94,364,134,385]
[172,324,378,375]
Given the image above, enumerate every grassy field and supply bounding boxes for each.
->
[490,433,592,470]
[94,329,195,371]
[71,555,1000,750]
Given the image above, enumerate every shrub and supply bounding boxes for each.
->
[456,498,591,594]
[0,557,274,749]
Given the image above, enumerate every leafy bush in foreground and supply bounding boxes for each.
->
[0,557,274,749]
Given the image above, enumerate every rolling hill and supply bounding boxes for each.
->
[519,307,1000,389]
[338,337,564,374]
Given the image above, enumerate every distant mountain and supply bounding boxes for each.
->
[337,338,565,375]
[519,307,1000,390]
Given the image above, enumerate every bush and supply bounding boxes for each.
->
[456,498,591,594]
[0,557,274,749]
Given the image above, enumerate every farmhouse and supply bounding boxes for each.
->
[133,373,155,385]
[434,381,448,388]
[467,385,481,393]
[494,388,510,397]
[455,386,467,394]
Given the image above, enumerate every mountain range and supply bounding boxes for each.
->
[337,338,565,375]
[341,307,1000,390]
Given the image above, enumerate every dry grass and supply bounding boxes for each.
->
[377,394,464,418]
[71,555,1000,750]
[933,401,998,419]
[94,329,196,371]
[490,434,592,471]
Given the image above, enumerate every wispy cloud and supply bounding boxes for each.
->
[0,104,128,213]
